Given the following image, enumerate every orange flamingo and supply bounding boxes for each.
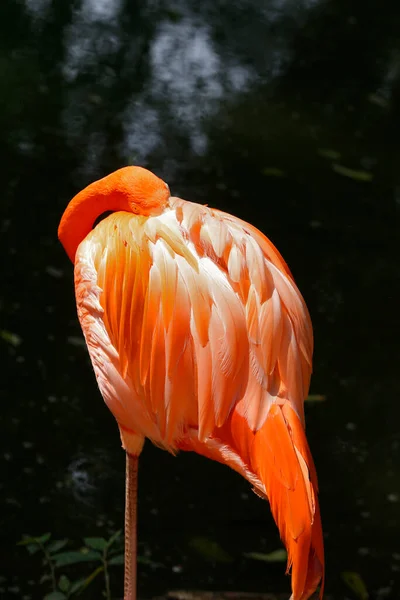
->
[58,166,324,600]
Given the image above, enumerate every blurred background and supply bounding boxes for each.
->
[1,0,399,599]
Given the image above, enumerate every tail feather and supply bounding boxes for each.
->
[181,401,324,600]
[250,403,324,600]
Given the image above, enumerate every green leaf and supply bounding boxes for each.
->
[58,575,70,593]
[305,394,326,403]
[48,539,69,555]
[18,532,51,546]
[79,566,104,592]
[44,592,67,600]
[332,163,373,182]
[40,574,52,584]
[52,550,102,567]
[68,578,86,595]
[36,532,52,544]
[341,571,369,600]
[189,536,233,563]
[83,537,107,551]
[26,543,40,555]
[244,548,287,563]
[109,554,125,566]
[0,330,21,347]
[18,537,35,546]
[106,529,122,549]
[318,148,341,160]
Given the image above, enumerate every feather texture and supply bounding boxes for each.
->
[63,168,323,600]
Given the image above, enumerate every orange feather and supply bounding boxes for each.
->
[59,166,324,600]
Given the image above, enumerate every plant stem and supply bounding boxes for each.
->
[37,540,57,591]
[103,547,111,600]
[124,453,138,600]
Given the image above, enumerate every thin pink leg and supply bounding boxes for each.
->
[124,453,138,600]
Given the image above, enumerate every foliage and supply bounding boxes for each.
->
[18,531,124,599]
[188,536,233,563]
[243,548,287,563]
[341,571,369,600]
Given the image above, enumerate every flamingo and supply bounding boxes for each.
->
[58,166,324,600]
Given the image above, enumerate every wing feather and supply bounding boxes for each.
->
[74,197,322,599]
[175,254,212,348]
[139,258,161,387]
[148,280,166,424]
[78,203,313,447]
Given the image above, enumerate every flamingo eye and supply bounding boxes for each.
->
[92,211,114,229]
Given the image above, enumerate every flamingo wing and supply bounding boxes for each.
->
[73,197,323,600]
[172,199,323,600]
[74,206,250,448]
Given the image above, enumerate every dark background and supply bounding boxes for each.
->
[1,0,399,599]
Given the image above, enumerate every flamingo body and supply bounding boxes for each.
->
[59,166,324,600]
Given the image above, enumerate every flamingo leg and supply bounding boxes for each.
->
[124,453,138,600]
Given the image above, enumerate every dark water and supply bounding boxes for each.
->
[1,1,399,599]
